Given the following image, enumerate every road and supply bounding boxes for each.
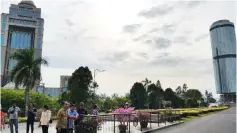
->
[153,107,236,133]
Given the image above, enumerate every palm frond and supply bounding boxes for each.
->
[32,58,49,66]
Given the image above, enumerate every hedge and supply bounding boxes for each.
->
[1,89,60,116]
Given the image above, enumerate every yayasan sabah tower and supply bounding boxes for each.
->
[209,20,236,102]
[1,0,44,87]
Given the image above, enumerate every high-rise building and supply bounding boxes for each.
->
[1,0,44,87]
[60,75,71,88]
[209,20,236,102]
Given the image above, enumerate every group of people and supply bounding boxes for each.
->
[1,101,99,133]
[56,101,99,133]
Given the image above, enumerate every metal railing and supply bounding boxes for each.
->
[74,110,181,133]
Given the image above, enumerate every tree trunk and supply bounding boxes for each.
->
[25,89,30,116]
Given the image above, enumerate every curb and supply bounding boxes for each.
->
[142,121,184,133]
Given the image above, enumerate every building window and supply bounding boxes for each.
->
[37,39,41,49]
[38,27,41,34]
[1,23,6,31]
[1,15,7,22]
[1,33,4,46]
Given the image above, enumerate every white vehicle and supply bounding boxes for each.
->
[209,103,219,108]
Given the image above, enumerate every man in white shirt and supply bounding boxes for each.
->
[8,104,21,133]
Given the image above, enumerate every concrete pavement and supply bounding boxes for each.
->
[153,107,236,133]
[1,122,57,133]
[1,107,235,133]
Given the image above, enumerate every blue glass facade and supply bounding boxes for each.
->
[35,87,68,97]
[1,14,7,46]
[9,18,37,25]
[210,20,236,94]
[1,1,44,87]
[9,31,32,49]
[6,29,34,71]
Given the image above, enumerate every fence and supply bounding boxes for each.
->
[74,110,181,133]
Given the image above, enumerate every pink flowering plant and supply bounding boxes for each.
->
[113,107,135,125]
[136,112,150,122]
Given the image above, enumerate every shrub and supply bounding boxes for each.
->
[1,89,60,116]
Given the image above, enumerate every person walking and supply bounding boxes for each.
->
[39,105,51,133]
[92,104,99,116]
[67,104,78,133]
[0,105,7,129]
[56,101,71,133]
[8,104,21,133]
[77,102,88,116]
[26,104,37,133]
[124,102,129,109]
[75,102,88,125]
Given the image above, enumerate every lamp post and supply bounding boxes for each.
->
[93,69,105,94]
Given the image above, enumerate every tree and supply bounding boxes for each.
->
[147,84,158,109]
[164,88,184,108]
[176,86,182,96]
[205,90,216,104]
[156,80,161,88]
[182,83,188,93]
[112,93,119,99]
[184,89,202,101]
[147,82,164,109]
[141,78,151,89]
[67,66,93,107]
[10,48,48,115]
[129,82,146,109]
[185,98,198,108]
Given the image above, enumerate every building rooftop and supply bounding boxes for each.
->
[18,0,36,8]
[210,19,234,30]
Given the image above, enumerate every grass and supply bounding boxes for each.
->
[181,111,217,122]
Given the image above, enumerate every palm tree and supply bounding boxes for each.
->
[10,48,48,115]
[142,78,151,89]
[141,78,151,109]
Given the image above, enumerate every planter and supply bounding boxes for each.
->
[75,123,97,133]
[118,124,127,133]
[140,121,148,128]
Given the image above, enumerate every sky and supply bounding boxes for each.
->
[1,0,236,97]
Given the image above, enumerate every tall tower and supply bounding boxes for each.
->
[1,0,44,87]
[209,20,236,102]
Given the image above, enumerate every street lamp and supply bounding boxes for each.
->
[93,69,105,94]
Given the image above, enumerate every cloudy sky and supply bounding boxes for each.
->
[1,0,236,96]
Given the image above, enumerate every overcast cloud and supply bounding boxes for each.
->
[1,0,236,97]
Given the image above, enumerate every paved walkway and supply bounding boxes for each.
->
[1,122,57,133]
[153,107,236,133]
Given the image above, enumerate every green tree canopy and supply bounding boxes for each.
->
[184,89,202,101]
[67,66,93,106]
[129,82,146,109]
[147,82,164,109]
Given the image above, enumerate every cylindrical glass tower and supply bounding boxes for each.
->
[209,20,236,97]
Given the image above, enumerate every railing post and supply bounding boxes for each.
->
[174,110,176,122]
[150,112,151,129]
[129,114,131,133]
[179,110,181,122]
[165,110,166,125]
[113,114,116,133]
[158,111,159,127]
